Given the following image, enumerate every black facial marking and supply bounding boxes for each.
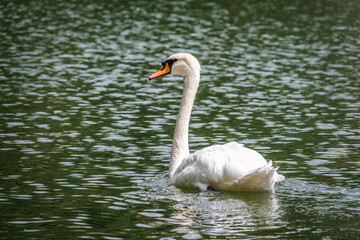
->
[164,58,178,70]
[160,61,166,70]
[167,58,178,67]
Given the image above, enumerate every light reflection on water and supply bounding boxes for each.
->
[0,0,359,239]
[160,184,282,237]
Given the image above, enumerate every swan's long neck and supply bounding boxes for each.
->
[169,71,200,177]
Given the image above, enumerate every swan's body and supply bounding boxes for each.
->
[149,53,284,192]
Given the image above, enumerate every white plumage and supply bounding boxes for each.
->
[149,53,285,192]
[171,142,284,191]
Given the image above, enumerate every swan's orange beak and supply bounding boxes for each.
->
[149,62,171,80]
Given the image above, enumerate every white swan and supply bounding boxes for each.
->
[149,53,285,192]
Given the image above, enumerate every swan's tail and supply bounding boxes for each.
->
[221,161,285,192]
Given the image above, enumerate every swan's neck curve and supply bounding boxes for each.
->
[169,71,200,177]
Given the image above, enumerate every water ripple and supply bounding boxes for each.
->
[0,0,359,239]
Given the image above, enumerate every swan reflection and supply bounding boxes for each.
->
[167,190,283,236]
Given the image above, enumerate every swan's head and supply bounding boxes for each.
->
[149,53,201,80]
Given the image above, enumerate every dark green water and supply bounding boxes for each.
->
[1,0,359,239]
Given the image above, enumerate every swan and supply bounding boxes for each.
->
[149,53,285,192]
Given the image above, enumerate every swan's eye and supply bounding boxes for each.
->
[167,59,178,68]
[160,59,178,71]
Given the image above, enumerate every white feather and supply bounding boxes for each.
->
[171,142,284,191]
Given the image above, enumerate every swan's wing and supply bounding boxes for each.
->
[171,142,280,191]
[219,161,285,192]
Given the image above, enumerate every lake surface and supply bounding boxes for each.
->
[0,0,359,239]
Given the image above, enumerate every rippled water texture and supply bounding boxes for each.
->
[1,0,359,239]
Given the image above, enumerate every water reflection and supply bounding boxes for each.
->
[133,175,283,238]
[170,192,282,237]
[1,0,359,238]
[136,176,360,238]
